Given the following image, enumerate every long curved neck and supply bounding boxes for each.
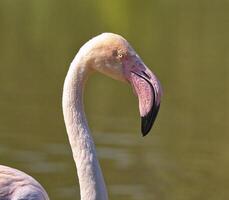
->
[62,54,108,200]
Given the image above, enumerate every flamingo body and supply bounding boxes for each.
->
[0,165,49,200]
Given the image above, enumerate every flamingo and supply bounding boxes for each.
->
[0,33,162,200]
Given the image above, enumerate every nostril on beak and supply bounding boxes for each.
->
[142,71,151,79]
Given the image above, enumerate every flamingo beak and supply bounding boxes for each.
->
[124,56,162,136]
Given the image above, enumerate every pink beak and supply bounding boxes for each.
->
[123,55,162,136]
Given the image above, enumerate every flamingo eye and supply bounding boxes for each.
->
[112,50,123,59]
[117,49,126,59]
[118,54,123,58]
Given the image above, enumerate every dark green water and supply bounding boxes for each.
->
[0,1,228,200]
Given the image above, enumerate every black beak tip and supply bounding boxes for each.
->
[141,103,160,137]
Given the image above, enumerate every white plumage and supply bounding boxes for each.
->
[0,33,162,200]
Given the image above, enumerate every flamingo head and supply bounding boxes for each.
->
[84,33,162,136]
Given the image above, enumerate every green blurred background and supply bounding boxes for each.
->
[0,0,228,200]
